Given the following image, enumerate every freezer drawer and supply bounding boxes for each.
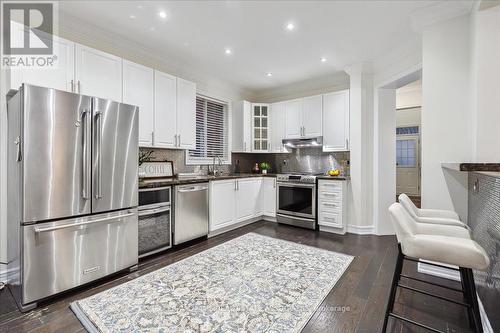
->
[21,209,138,304]
[174,183,209,245]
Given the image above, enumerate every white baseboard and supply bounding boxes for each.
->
[417,262,493,333]
[346,224,375,235]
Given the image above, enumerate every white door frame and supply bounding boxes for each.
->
[373,65,422,235]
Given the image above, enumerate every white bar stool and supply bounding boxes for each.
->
[398,193,469,229]
[384,202,490,333]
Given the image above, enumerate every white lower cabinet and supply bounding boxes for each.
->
[209,177,276,233]
[209,179,237,231]
[261,177,276,216]
[235,178,261,222]
[318,179,347,234]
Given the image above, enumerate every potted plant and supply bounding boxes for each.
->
[259,162,271,174]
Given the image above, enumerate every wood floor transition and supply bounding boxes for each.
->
[0,221,473,332]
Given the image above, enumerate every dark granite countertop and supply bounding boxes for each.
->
[139,173,276,188]
[442,163,500,172]
[316,175,350,181]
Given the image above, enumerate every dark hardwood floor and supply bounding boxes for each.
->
[0,221,472,333]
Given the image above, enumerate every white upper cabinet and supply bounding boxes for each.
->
[252,104,270,152]
[302,94,323,137]
[232,101,252,152]
[154,71,177,148]
[270,102,286,153]
[122,61,154,147]
[10,36,75,92]
[284,96,322,139]
[284,99,303,139]
[176,78,196,150]
[323,90,350,152]
[75,44,122,102]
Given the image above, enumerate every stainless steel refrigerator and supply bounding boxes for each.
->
[7,84,139,311]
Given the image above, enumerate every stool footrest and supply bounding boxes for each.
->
[389,312,445,333]
[403,256,460,271]
[399,274,464,293]
[397,283,470,307]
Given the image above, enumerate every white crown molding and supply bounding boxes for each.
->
[410,0,476,32]
[252,72,349,103]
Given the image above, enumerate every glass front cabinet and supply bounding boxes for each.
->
[252,103,270,152]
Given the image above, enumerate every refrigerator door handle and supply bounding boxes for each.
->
[95,110,103,199]
[81,109,90,200]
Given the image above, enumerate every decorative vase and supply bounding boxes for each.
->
[262,169,267,174]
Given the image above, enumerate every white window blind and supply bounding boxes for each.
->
[187,95,229,164]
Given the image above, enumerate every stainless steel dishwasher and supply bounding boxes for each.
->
[174,183,209,245]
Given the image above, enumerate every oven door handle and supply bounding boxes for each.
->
[138,206,171,217]
[277,182,316,188]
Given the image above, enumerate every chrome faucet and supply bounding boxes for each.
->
[211,155,223,176]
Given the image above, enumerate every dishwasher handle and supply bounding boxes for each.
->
[177,185,208,192]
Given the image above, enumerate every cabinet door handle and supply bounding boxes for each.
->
[70,80,74,92]
[346,138,349,149]
[151,131,154,145]
[77,80,81,93]
[177,134,181,147]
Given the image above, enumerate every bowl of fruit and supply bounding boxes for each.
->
[327,169,341,177]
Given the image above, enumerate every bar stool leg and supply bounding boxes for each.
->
[459,267,474,329]
[383,244,404,332]
[465,268,483,333]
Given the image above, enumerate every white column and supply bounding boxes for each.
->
[344,63,374,232]
[374,88,396,235]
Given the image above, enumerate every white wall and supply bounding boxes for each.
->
[421,14,473,220]
[396,107,421,127]
[396,80,422,109]
[473,5,500,161]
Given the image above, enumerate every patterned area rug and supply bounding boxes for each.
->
[71,233,353,333]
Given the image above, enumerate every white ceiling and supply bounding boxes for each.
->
[59,1,437,95]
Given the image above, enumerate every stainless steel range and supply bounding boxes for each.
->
[276,173,319,229]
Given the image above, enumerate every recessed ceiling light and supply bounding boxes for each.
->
[224,48,232,55]
[137,5,143,9]
[158,11,167,19]
[150,27,155,31]
[129,14,136,19]
[320,57,327,63]
[266,72,273,77]
[286,22,295,31]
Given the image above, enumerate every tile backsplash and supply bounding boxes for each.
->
[139,147,350,176]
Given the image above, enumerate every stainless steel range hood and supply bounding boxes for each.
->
[282,136,323,148]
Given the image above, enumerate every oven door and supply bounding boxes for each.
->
[139,186,171,210]
[138,204,171,257]
[277,182,316,219]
